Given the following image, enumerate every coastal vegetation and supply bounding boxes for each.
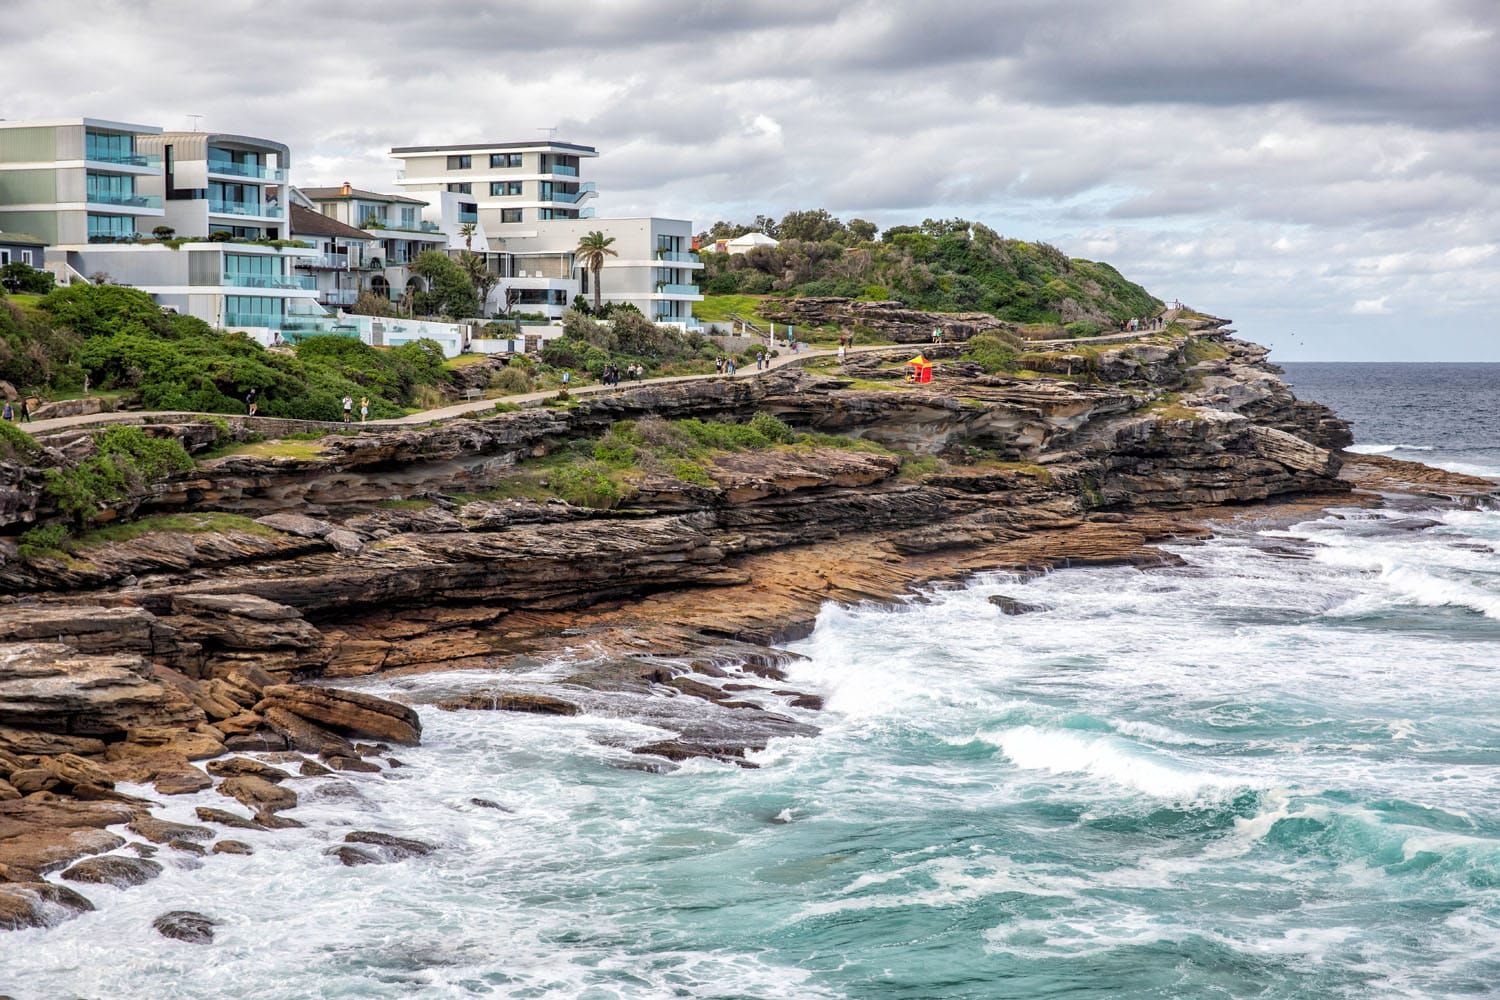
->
[697,212,1159,327]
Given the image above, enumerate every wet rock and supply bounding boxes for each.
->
[125,842,158,858]
[152,910,219,944]
[988,595,1051,615]
[468,798,511,811]
[61,854,163,887]
[788,694,825,710]
[632,739,760,768]
[0,881,95,930]
[256,685,421,746]
[0,642,203,736]
[384,757,406,768]
[224,732,289,753]
[0,862,38,882]
[154,769,213,795]
[322,754,380,773]
[212,840,253,856]
[298,759,332,777]
[0,799,134,873]
[127,816,214,845]
[0,727,106,757]
[206,757,291,782]
[259,707,356,757]
[168,839,207,856]
[194,806,265,831]
[328,830,435,866]
[436,692,580,716]
[253,809,305,830]
[217,775,297,813]
[108,726,224,762]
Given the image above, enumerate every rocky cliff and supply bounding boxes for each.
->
[0,326,1401,930]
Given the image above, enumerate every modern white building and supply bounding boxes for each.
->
[385,139,701,325]
[0,117,342,344]
[0,117,166,245]
[704,231,780,254]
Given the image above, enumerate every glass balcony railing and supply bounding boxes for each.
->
[207,160,287,182]
[548,163,579,177]
[318,288,358,305]
[541,182,596,204]
[86,190,162,209]
[656,283,700,296]
[210,200,284,218]
[223,312,280,328]
[580,208,596,219]
[87,151,162,169]
[296,253,350,270]
[457,210,478,224]
[654,250,701,263]
[223,273,317,290]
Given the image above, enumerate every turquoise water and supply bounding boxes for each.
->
[6,501,1499,998]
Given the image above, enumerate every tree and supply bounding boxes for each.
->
[776,208,844,243]
[454,226,497,316]
[458,222,477,250]
[574,231,618,313]
[0,262,55,295]
[350,291,395,317]
[152,225,175,240]
[411,250,479,318]
[847,218,878,242]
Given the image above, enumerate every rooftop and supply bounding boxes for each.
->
[289,204,375,242]
[301,185,428,206]
[390,140,597,156]
[0,231,48,245]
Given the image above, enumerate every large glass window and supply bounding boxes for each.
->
[446,182,472,194]
[226,253,279,279]
[85,131,135,163]
[490,181,523,196]
[355,201,388,227]
[446,154,472,170]
[86,172,136,201]
[87,213,133,239]
[398,206,417,229]
[225,294,283,328]
[501,209,523,223]
[489,153,522,168]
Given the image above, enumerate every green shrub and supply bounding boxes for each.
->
[669,459,715,487]
[44,426,193,524]
[547,461,622,508]
[748,411,794,444]
[18,522,70,555]
[964,332,1024,374]
[0,420,40,461]
[492,365,532,394]
[0,262,55,295]
[1064,320,1102,338]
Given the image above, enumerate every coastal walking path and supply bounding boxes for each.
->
[20,322,1178,438]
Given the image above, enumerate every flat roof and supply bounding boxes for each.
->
[390,140,597,156]
[0,117,161,134]
[0,231,47,245]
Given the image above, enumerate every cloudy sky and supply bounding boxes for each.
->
[5,0,1497,360]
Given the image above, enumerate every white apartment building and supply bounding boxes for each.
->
[0,117,339,344]
[387,139,701,325]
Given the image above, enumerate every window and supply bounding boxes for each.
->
[446,154,472,170]
[0,250,9,266]
[538,208,577,220]
[86,172,136,202]
[489,153,522,168]
[500,209,523,223]
[85,131,136,163]
[447,182,472,194]
[490,181,523,196]
[399,207,417,229]
[87,213,133,240]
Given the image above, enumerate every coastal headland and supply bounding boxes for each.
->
[0,314,1494,934]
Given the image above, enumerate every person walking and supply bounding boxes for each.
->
[1,400,12,422]
[245,387,258,417]
[726,357,736,375]
[19,397,31,423]
[342,394,353,423]
[359,396,369,423]
[561,370,571,389]
[837,343,846,363]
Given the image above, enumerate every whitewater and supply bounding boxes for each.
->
[4,496,1498,999]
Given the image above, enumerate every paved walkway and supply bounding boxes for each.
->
[22,318,1184,438]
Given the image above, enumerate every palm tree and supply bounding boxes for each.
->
[458,222,476,251]
[574,231,617,313]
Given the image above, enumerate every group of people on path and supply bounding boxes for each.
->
[1,397,33,423]
[600,363,642,386]
[714,356,738,376]
[1123,315,1168,332]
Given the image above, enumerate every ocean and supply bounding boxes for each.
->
[4,364,1498,999]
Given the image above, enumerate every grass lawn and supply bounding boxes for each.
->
[693,294,776,328]
[443,353,495,370]
[5,293,44,308]
[210,438,329,461]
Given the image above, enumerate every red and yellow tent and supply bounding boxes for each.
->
[905,355,934,383]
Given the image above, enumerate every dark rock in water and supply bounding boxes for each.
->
[206,757,291,783]
[217,775,297,813]
[0,881,95,929]
[468,798,512,811]
[253,809,305,830]
[153,910,219,944]
[322,753,380,773]
[436,691,580,716]
[224,732,288,753]
[168,839,207,857]
[327,830,434,866]
[1384,517,1442,532]
[384,757,406,768]
[212,840,253,855]
[194,806,265,830]
[988,595,1050,615]
[298,758,333,777]
[788,694,825,710]
[153,769,213,795]
[255,685,421,746]
[61,854,163,887]
[128,816,214,845]
[632,739,760,768]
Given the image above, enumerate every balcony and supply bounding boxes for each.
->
[318,288,358,306]
[541,182,596,204]
[384,219,440,234]
[86,151,161,169]
[655,283,700,296]
[547,163,579,177]
[210,200,284,218]
[296,252,350,270]
[457,210,478,224]
[207,160,287,182]
[223,273,317,290]
[86,191,162,210]
[655,250,701,264]
[223,312,280,329]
